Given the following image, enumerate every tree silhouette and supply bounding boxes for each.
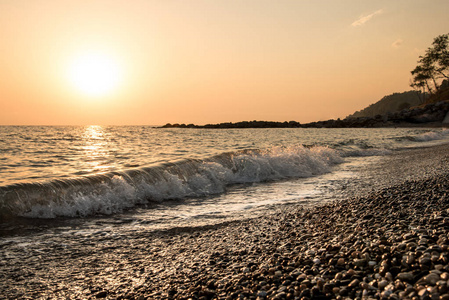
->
[411,33,449,95]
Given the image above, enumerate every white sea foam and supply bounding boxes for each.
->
[18,146,343,219]
[21,176,142,218]
[414,128,449,142]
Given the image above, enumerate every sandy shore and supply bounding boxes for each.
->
[1,144,449,299]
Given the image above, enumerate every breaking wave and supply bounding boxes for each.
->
[413,128,449,142]
[394,128,449,143]
[0,146,342,220]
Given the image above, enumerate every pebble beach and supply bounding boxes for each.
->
[2,144,449,299]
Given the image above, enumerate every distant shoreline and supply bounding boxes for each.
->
[159,120,448,129]
[159,100,449,129]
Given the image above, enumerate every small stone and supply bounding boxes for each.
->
[337,258,345,266]
[278,286,287,293]
[403,233,415,240]
[431,269,442,275]
[378,280,389,290]
[440,294,449,300]
[385,283,395,291]
[323,283,333,294]
[420,257,432,265]
[354,258,366,267]
[419,238,428,245]
[418,288,430,298]
[95,291,108,298]
[397,272,414,281]
[362,289,370,297]
[407,242,418,251]
[389,293,399,300]
[299,289,311,298]
[339,287,349,296]
[428,286,439,296]
[425,273,441,285]
[316,279,324,289]
[305,249,316,256]
[435,264,445,271]
[395,279,405,290]
[348,279,360,288]
[406,253,416,264]
[275,292,287,299]
[297,273,307,281]
[438,281,449,294]
[381,290,392,298]
[429,245,442,252]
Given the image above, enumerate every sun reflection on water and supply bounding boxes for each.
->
[81,125,111,174]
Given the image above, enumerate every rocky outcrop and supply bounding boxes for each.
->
[160,101,449,129]
[160,120,302,129]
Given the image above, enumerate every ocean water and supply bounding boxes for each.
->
[1,126,449,235]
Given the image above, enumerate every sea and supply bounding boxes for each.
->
[1,126,449,237]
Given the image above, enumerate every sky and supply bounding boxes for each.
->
[1,0,448,125]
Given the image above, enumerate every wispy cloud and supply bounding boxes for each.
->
[392,39,403,48]
[351,9,384,27]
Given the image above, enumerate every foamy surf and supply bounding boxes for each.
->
[413,128,449,142]
[1,146,342,220]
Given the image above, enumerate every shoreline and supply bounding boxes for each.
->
[1,145,449,299]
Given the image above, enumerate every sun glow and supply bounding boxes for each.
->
[67,51,123,97]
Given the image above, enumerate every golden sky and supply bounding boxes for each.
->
[1,0,448,125]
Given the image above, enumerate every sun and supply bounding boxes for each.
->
[67,51,123,97]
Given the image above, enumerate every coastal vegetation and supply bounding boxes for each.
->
[410,33,449,97]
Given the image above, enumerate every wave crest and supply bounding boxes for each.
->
[0,146,342,220]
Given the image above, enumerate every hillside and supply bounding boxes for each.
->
[347,91,425,118]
